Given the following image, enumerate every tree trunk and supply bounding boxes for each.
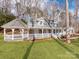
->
[66,0,71,43]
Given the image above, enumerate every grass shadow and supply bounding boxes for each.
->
[23,40,35,59]
[54,39,79,59]
[71,38,79,47]
[72,42,79,48]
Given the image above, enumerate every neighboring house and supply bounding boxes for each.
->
[1,17,63,41]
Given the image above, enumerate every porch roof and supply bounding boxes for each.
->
[1,18,27,29]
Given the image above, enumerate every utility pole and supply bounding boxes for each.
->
[66,0,71,43]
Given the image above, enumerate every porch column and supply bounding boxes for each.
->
[22,29,24,40]
[52,29,53,37]
[55,29,56,35]
[46,29,49,38]
[12,29,15,40]
[27,29,29,40]
[50,29,52,38]
[4,29,6,40]
[42,29,44,38]
[35,29,38,39]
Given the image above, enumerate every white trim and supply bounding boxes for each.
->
[27,29,29,40]
[21,29,24,40]
[4,29,6,40]
[12,29,15,40]
[42,29,43,38]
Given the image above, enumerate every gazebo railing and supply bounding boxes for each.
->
[5,34,23,40]
[5,35,12,40]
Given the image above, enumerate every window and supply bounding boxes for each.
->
[49,29,51,33]
[39,29,42,33]
[53,29,55,34]
[29,29,33,34]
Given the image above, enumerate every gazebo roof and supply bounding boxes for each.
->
[1,18,27,29]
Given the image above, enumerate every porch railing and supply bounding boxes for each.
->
[4,33,52,41]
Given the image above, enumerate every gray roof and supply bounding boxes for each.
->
[1,18,27,29]
[1,17,62,29]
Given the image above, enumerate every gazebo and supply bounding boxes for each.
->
[1,18,29,41]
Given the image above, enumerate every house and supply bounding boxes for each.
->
[1,17,64,41]
[1,7,75,41]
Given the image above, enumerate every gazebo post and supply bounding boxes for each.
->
[22,29,24,40]
[4,28,6,40]
[12,29,15,40]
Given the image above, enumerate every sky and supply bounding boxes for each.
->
[48,0,75,13]
[12,0,75,11]
[10,0,76,15]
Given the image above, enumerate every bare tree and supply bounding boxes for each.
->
[66,0,71,43]
[1,0,12,14]
[75,0,79,33]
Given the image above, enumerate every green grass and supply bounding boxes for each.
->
[0,34,79,59]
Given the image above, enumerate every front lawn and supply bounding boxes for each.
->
[0,34,79,59]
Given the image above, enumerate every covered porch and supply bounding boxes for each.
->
[3,28,52,41]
